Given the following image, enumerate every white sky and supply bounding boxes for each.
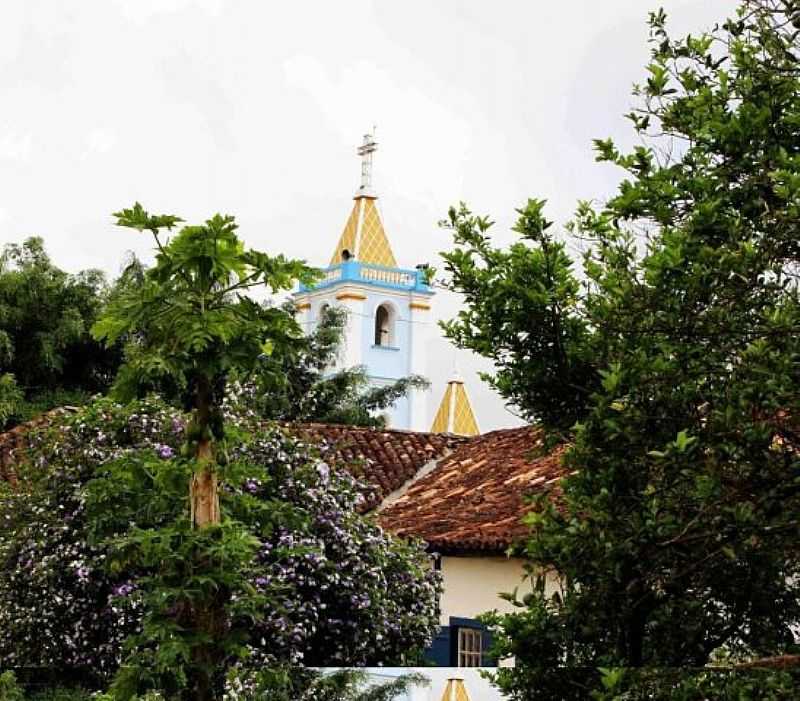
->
[0,0,731,430]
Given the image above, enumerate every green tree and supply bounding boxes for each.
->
[0,374,22,429]
[441,1,800,696]
[92,204,316,700]
[0,237,119,424]
[440,199,597,435]
[93,203,315,528]
[0,671,25,701]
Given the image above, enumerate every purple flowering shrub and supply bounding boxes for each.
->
[0,396,440,682]
[0,397,180,679]
[228,432,441,666]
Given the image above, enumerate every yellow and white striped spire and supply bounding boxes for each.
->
[440,678,471,701]
[329,131,397,268]
[430,372,480,436]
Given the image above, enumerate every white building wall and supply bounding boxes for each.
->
[438,555,532,626]
[437,556,561,668]
[407,297,432,432]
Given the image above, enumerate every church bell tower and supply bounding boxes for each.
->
[293,131,434,431]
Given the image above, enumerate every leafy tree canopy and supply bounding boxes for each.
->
[441,1,800,697]
[225,668,429,701]
[0,237,119,426]
[93,204,316,409]
[0,668,430,701]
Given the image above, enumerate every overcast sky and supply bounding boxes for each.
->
[0,0,732,431]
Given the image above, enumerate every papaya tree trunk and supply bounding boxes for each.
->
[190,438,220,527]
[186,374,226,701]
[190,375,220,528]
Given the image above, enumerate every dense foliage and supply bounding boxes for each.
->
[223,668,429,701]
[591,665,800,700]
[0,375,22,429]
[441,199,597,434]
[0,237,120,428]
[441,0,800,697]
[0,397,440,693]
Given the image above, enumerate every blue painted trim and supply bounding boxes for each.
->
[449,616,477,627]
[371,344,400,351]
[298,261,434,294]
[424,625,451,667]
[447,617,497,668]
[422,619,497,667]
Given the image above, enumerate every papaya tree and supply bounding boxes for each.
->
[91,205,316,699]
[93,203,316,528]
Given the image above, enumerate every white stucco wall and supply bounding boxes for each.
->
[437,555,560,668]
[438,555,531,625]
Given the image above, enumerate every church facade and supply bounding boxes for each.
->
[293,132,434,431]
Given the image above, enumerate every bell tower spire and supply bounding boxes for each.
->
[431,372,480,436]
[329,129,397,267]
[294,129,434,431]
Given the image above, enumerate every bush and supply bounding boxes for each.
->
[0,671,25,701]
[0,396,440,687]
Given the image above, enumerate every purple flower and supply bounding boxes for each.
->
[157,444,175,459]
[113,583,136,597]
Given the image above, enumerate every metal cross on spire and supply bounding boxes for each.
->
[356,127,378,196]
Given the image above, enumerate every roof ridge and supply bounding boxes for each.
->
[285,420,469,440]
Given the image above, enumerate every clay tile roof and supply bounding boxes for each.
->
[377,425,569,553]
[282,422,467,510]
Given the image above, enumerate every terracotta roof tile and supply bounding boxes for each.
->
[377,425,569,553]
[281,422,466,510]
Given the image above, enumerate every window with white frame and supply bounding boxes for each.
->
[457,627,482,667]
